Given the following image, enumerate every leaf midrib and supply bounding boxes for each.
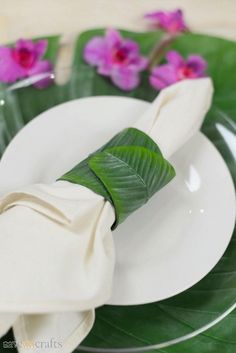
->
[105,151,150,201]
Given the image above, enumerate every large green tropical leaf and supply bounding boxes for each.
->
[0,29,235,353]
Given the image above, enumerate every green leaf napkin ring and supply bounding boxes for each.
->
[59,128,175,228]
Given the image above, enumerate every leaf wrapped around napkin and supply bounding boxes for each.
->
[59,127,175,227]
[0,78,213,353]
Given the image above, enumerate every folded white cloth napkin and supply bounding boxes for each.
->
[0,78,213,353]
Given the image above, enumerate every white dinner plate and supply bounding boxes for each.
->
[0,96,235,305]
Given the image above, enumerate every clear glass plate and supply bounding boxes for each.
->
[0,70,235,352]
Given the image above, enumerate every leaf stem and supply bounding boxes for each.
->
[148,33,175,71]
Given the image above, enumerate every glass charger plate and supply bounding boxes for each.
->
[0,69,235,353]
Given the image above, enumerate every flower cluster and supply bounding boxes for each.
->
[84,26,207,91]
[0,9,208,92]
[0,39,53,89]
[150,51,207,90]
[144,9,187,35]
[84,28,148,91]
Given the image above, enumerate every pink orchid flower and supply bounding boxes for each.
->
[83,28,148,91]
[0,39,53,88]
[145,9,187,35]
[150,50,207,90]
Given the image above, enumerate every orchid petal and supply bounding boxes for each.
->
[83,37,107,66]
[150,64,178,90]
[111,67,140,91]
[105,28,122,48]
[187,55,208,74]
[166,50,184,67]
[15,39,35,52]
[28,60,53,88]
[129,56,148,71]
[122,39,139,55]
[15,39,47,60]
[97,62,113,76]
[34,40,48,59]
[144,9,187,34]
[0,46,25,83]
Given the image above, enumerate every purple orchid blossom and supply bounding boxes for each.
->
[0,39,53,89]
[83,28,148,91]
[145,9,187,35]
[150,50,207,90]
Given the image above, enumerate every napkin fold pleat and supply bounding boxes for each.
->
[134,78,213,158]
[13,311,94,353]
[0,78,213,353]
[0,182,115,353]
[0,181,115,312]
